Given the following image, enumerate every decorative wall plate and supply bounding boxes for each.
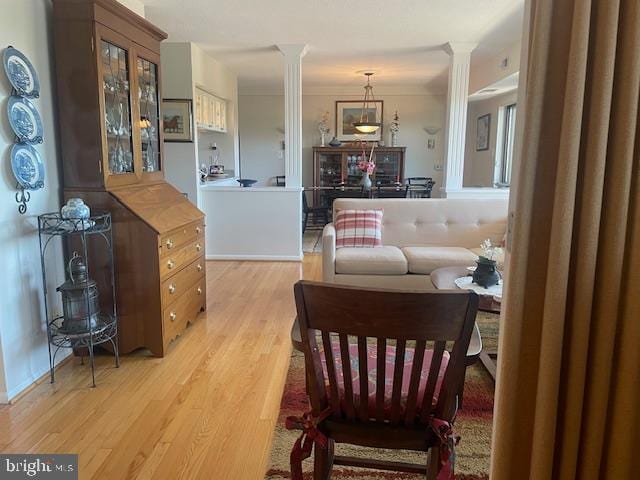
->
[7,96,43,143]
[3,46,40,97]
[11,144,45,190]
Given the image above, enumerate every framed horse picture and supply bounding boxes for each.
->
[162,99,193,142]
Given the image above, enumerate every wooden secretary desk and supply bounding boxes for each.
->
[52,0,206,356]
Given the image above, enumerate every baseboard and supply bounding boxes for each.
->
[0,351,72,404]
[206,253,304,262]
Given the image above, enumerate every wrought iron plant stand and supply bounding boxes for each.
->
[38,211,119,387]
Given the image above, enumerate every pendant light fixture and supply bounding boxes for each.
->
[353,72,381,134]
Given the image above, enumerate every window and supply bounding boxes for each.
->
[495,103,517,187]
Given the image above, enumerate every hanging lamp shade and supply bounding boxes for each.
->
[353,73,381,133]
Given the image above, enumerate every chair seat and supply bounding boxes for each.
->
[321,342,449,418]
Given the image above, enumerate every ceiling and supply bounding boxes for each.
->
[143,0,524,94]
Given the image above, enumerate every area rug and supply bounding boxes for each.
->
[303,229,323,253]
[266,312,498,479]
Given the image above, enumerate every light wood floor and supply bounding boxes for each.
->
[0,254,323,479]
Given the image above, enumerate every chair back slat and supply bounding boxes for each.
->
[403,339,427,425]
[321,331,341,416]
[357,336,369,422]
[339,333,356,420]
[390,339,407,425]
[375,338,386,422]
[294,281,478,426]
[420,341,446,423]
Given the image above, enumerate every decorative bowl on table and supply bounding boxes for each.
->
[237,178,257,188]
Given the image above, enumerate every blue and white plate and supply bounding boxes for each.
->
[7,96,43,143]
[11,144,45,190]
[3,46,40,98]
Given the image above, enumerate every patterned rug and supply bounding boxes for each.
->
[266,313,498,479]
[303,229,323,253]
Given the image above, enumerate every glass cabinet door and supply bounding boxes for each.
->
[318,153,343,187]
[374,152,401,185]
[101,40,135,175]
[137,57,161,173]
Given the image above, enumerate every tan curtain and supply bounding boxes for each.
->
[491,0,640,478]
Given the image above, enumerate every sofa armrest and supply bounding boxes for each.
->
[322,223,337,283]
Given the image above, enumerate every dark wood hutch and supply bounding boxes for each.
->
[312,146,406,205]
[52,0,206,356]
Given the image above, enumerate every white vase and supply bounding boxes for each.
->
[391,131,398,147]
[361,173,372,190]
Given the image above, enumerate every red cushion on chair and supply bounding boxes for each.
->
[320,341,449,418]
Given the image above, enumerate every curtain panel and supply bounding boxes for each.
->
[491,0,640,478]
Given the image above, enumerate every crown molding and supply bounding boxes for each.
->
[238,84,446,96]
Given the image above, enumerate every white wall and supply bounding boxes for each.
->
[159,43,197,200]
[201,187,302,260]
[237,95,285,182]
[238,92,446,193]
[114,0,145,17]
[463,90,518,187]
[470,41,521,94]
[0,0,65,402]
[159,42,239,206]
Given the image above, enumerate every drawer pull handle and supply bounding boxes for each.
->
[166,239,174,249]
[167,259,175,270]
[197,287,202,295]
[197,264,203,272]
[169,311,177,322]
[168,283,176,294]
[196,243,202,252]
[196,226,201,234]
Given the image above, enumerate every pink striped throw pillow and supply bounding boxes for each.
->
[335,209,383,248]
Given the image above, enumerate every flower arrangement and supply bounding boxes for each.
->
[479,239,503,262]
[357,159,375,175]
[318,111,330,146]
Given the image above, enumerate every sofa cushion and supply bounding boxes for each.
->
[402,247,478,275]
[336,246,408,275]
[335,209,383,248]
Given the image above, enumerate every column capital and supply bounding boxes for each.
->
[277,44,308,59]
[443,42,477,56]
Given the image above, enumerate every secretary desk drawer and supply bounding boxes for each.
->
[159,219,205,258]
[163,276,206,345]
[161,255,205,307]
[160,235,204,279]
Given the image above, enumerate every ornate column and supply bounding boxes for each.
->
[277,44,308,188]
[442,42,477,195]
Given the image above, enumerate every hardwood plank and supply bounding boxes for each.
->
[0,254,324,480]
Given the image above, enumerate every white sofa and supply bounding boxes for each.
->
[322,198,508,290]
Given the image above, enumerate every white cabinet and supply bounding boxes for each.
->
[195,89,227,133]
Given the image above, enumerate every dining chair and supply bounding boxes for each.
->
[406,177,436,198]
[302,190,330,233]
[290,281,478,479]
[376,185,409,198]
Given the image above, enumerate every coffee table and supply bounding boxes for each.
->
[430,266,500,380]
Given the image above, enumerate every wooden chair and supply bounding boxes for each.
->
[293,281,478,479]
[302,190,330,233]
